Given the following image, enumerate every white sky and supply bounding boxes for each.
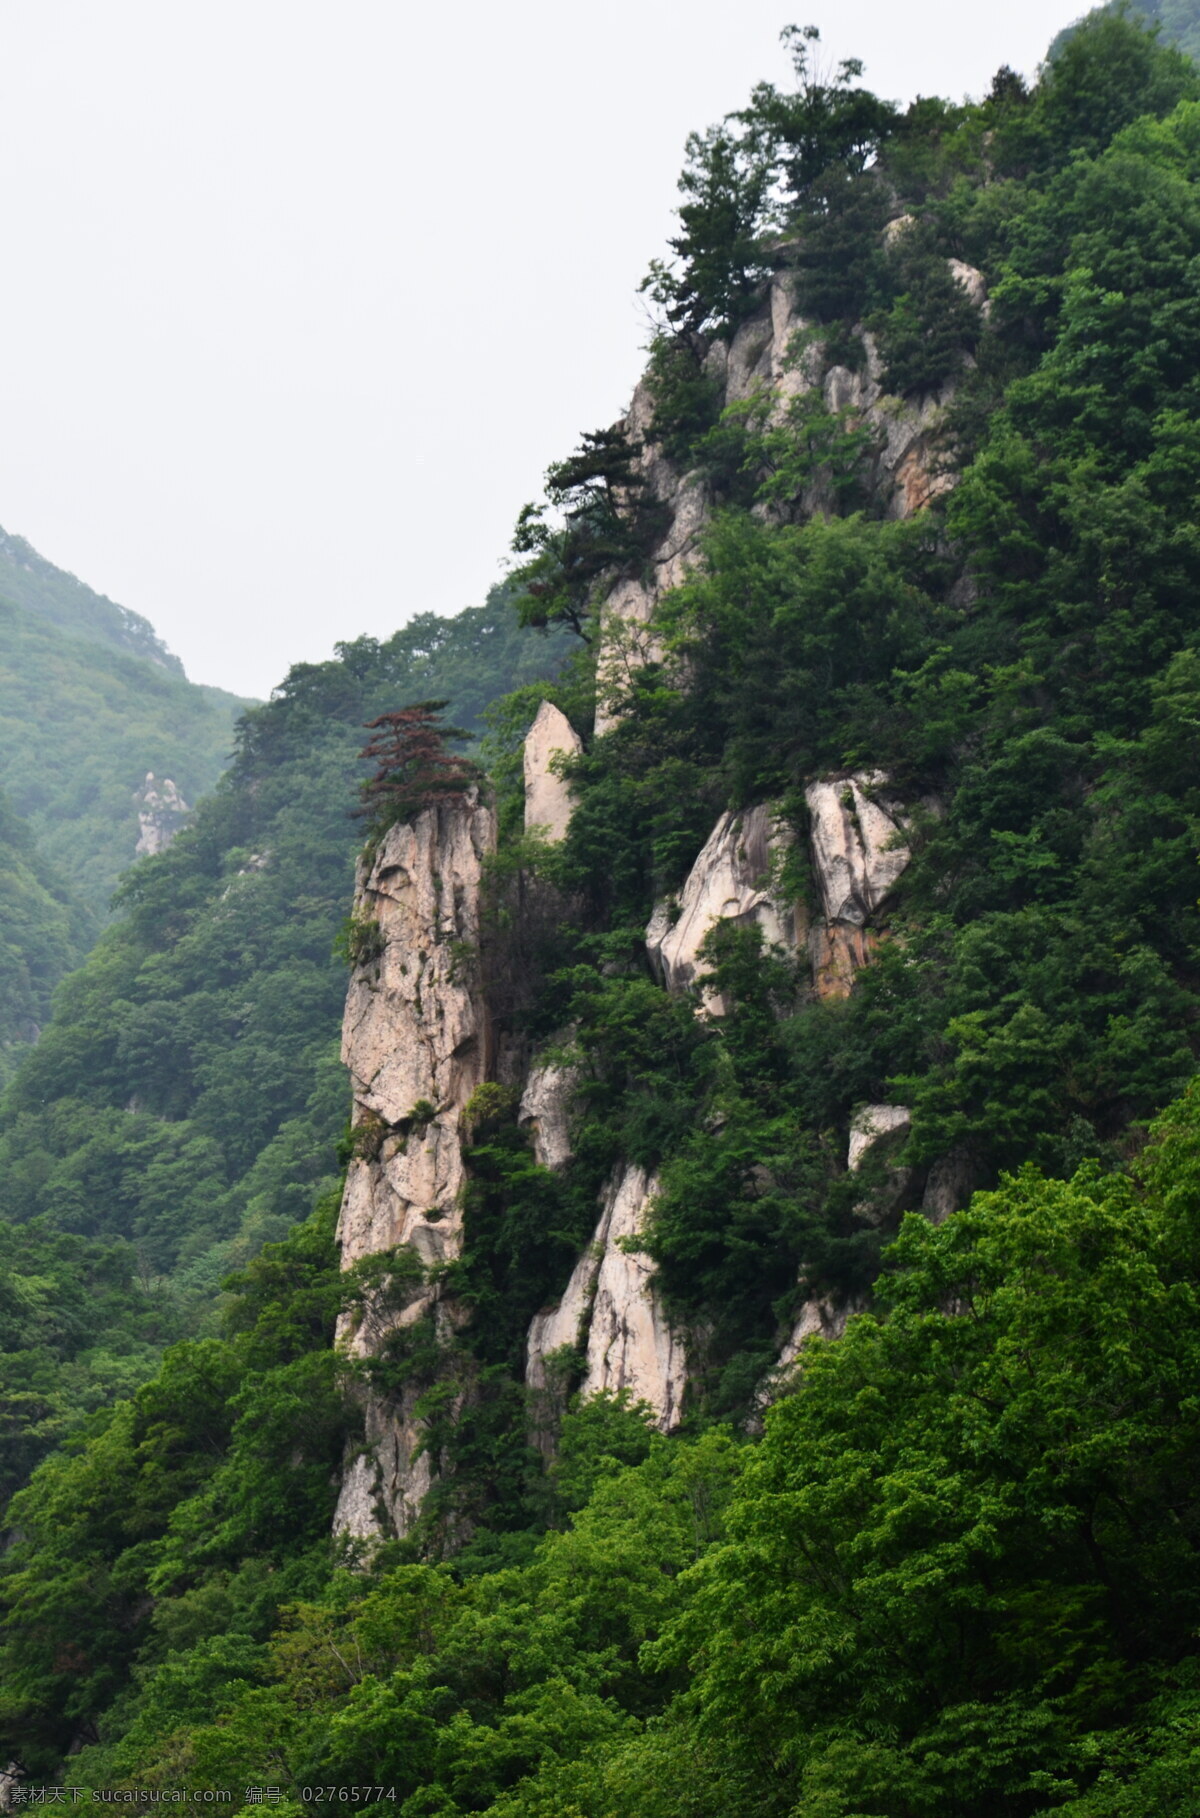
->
[0,0,1089,699]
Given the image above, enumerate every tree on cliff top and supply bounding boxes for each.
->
[356,700,482,834]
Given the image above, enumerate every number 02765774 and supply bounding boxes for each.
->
[301,1793,396,1805]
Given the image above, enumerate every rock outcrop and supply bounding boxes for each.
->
[645,777,910,1010]
[646,804,803,1002]
[847,1102,914,1225]
[523,701,582,842]
[333,792,495,1541]
[518,1038,578,1171]
[594,265,971,736]
[133,772,189,856]
[848,1103,912,1171]
[806,773,910,925]
[805,773,910,1001]
[773,1291,857,1377]
[526,1164,687,1432]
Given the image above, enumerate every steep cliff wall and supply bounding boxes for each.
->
[333,793,495,1540]
[526,1164,688,1433]
[521,773,917,1431]
[595,260,985,734]
[645,804,803,1003]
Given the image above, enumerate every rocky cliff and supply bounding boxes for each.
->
[333,792,495,1540]
[595,259,984,731]
[133,772,190,856]
[332,260,979,1533]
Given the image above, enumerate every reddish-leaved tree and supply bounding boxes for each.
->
[356,700,482,832]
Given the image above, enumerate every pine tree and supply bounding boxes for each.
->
[356,700,481,832]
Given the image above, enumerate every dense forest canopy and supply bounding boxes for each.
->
[5,7,1200,1812]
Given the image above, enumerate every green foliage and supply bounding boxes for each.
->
[13,16,1200,1802]
[0,1221,166,1512]
[640,125,772,337]
[0,525,183,670]
[648,1085,1200,1815]
[0,789,94,1085]
[641,336,726,469]
[14,1088,1200,1807]
[334,911,385,970]
[0,1196,354,1777]
[689,380,880,513]
[511,428,669,639]
[1051,0,1200,83]
[872,222,984,396]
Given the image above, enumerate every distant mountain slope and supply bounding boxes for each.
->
[0,527,182,670]
[1050,0,1200,60]
[0,531,251,921]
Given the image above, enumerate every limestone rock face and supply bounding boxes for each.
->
[133,772,189,856]
[822,333,956,520]
[808,923,880,1001]
[523,702,582,842]
[526,1164,687,1432]
[518,1040,578,1171]
[332,793,495,1542]
[646,804,803,1000]
[593,261,971,737]
[595,274,812,737]
[949,258,989,312]
[805,773,910,927]
[774,1293,856,1375]
[336,797,494,1269]
[922,1147,974,1223]
[848,1103,912,1170]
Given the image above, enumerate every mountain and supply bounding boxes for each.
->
[6,8,1200,1806]
[0,527,250,925]
[1051,0,1200,60]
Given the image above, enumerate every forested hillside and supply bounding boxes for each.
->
[0,528,249,924]
[0,529,250,1072]
[6,9,1200,1813]
[0,788,94,1079]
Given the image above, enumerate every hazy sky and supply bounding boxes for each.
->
[0,0,1089,699]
